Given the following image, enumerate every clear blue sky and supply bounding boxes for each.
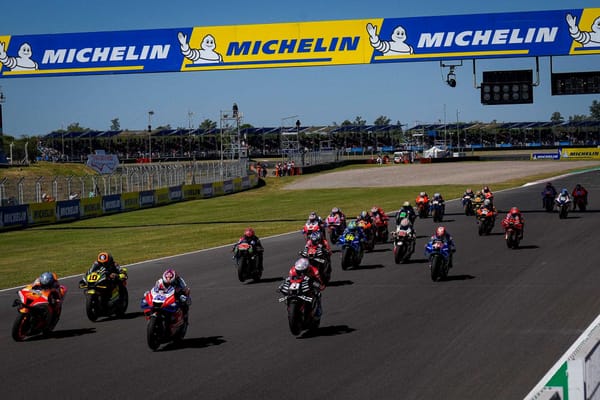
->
[1,0,599,137]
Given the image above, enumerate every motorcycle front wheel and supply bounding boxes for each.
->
[12,314,31,342]
[146,316,162,351]
[394,243,405,264]
[341,247,353,270]
[430,255,443,282]
[86,295,100,322]
[237,258,247,282]
[287,300,303,336]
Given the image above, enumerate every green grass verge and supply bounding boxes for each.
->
[0,164,590,289]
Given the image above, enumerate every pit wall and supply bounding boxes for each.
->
[0,175,258,231]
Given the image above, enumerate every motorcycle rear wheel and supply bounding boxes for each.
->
[12,314,31,342]
[116,287,128,317]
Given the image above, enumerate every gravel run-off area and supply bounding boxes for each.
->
[282,160,600,189]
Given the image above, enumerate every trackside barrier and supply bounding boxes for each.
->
[526,314,600,400]
[0,175,257,231]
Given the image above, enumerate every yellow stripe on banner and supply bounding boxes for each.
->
[374,49,530,61]
[3,66,145,75]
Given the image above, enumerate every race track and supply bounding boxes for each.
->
[1,170,599,400]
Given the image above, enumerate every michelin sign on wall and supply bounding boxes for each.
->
[0,9,598,78]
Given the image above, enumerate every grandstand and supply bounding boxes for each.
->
[39,120,600,162]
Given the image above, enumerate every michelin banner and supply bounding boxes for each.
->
[1,8,599,78]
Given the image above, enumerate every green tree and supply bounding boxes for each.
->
[569,114,588,122]
[550,112,564,123]
[353,116,366,126]
[590,100,600,120]
[67,122,86,132]
[110,118,120,131]
[341,120,353,127]
[374,115,391,126]
[200,119,217,130]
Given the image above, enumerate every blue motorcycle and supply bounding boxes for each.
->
[338,231,364,270]
[425,239,451,281]
[430,200,445,222]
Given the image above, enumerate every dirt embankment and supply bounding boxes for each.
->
[282,160,600,190]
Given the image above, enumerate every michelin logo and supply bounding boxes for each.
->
[567,13,600,47]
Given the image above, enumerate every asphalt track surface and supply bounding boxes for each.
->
[1,170,599,400]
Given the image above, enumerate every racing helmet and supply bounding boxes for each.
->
[483,199,491,207]
[510,207,520,216]
[244,227,255,238]
[575,184,582,190]
[162,268,177,287]
[466,188,473,194]
[419,191,426,197]
[546,182,553,188]
[308,212,317,222]
[331,207,339,214]
[433,193,440,199]
[347,220,357,230]
[399,218,410,229]
[483,186,490,192]
[294,258,309,272]
[310,231,322,243]
[371,206,378,214]
[402,201,410,207]
[561,188,568,195]
[435,226,446,238]
[97,252,113,266]
[39,272,56,288]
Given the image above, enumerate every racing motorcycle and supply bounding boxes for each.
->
[462,195,475,216]
[372,214,389,243]
[278,275,321,336]
[572,191,587,212]
[392,227,415,264]
[542,189,555,212]
[555,196,571,219]
[416,200,429,219]
[425,239,451,282]
[302,221,322,241]
[338,230,364,270]
[396,209,416,226]
[503,220,522,249]
[476,207,495,236]
[300,246,332,285]
[357,219,375,251]
[141,285,189,351]
[12,284,67,341]
[79,266,128,321]
[430,199,445,223]
[325,214,345,244]
[233,242,262,282]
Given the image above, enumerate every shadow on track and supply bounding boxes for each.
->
[38,328,97,340]
[369,247,391,253]
[159,335,226,351]
[246,277,284,284]
[299,325,356,339]
[350,264,385,271]
[513,245,540,250]
[327,280,354,287]
[96,311,145,322]
[444,274,476,281]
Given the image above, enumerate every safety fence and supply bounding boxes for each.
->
[0,174,258,231]
[0,160,247,206]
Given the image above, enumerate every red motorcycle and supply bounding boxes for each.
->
[372,214,389,243]
[476,207,496,236]
[302,221,322,241]
[12,284,67,341]
[325,214,345,244]
[300,245,332,285]
[141,285,189,351]
[572,191,587,212]
[502,219,523,249]
[278,275,321,336]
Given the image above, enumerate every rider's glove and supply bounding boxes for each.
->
[180,295,187,303]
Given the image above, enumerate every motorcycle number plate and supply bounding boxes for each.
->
[289,282,300,290]
[345,234,355,241]
[154,294,166,301]
[87,273,100,282]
